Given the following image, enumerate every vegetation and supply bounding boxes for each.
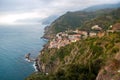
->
[81,8,120,30]
[26,32,120,80]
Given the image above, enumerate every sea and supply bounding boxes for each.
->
[0,24,47,80]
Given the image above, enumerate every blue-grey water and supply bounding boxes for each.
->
[0,24,47,80]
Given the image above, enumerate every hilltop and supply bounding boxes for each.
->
[84,2,120,11]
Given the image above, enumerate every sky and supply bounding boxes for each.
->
[0,0,120,25]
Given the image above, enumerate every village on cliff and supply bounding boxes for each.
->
[48,23,120,49]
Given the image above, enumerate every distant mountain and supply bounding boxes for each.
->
[41,15,59,25]
[42,3,120,26]
[84,2,120,11]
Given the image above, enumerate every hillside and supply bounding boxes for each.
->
[43,8,120,39]
[26,32,120,80]
[81,8,120,30]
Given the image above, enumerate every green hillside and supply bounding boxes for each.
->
[81,8,120,30]
[26,32,120,80]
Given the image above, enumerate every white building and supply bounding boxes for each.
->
[91,25,102,31]
[89,32,97,37]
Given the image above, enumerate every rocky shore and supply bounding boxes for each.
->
[35,29,50,72]
[34,58,41,72]
[35,43,49,72]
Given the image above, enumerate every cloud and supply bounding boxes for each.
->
[0,0,120,25]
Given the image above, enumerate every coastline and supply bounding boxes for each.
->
[34,26,50,72]
[34,43,49,72]
[23,25,49,73]
[33,62,38,72]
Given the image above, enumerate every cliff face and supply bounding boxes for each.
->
[25,32,120,80]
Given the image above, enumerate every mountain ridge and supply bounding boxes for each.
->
[84,2,120,11]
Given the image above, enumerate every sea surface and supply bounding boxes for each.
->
[0,24,47,80]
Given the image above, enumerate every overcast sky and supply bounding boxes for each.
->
[0,0,120,25]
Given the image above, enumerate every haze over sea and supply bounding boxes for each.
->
[0,24,46,80]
